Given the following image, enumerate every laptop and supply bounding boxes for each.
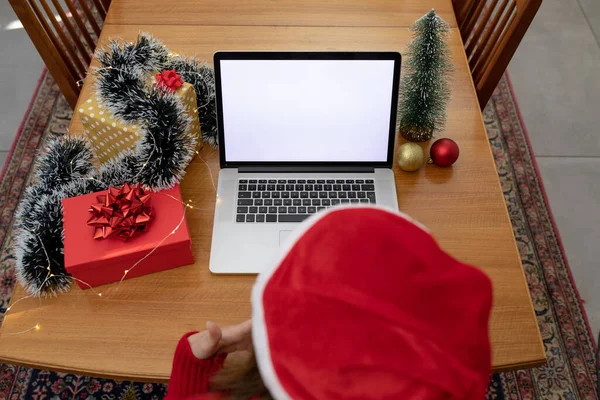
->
[209,51,402,274]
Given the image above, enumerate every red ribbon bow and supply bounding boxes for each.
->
[87,184,154,241]
[154,69,183,91]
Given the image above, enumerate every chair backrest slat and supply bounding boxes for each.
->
[468,0,512,73]
[29,0,82,80]
[50,0,92,66]
[465,0,499,56]
[472,2,517,82]
[77,0,102,37]
[462,1,486,40]
[63,0,97,50]
[8,0,111,109]
[457,1,476,32]
[479,0,512,49]
[101,0,111,12]
[453,0,542,108]
[9,0,79,107]
[91,0,107,20]
[454,0,475,24]
[38,0,87,77]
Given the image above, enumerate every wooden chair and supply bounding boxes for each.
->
[8,0,111,109]
[453,0,542,109]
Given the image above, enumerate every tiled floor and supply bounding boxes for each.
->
[0,0,599,337]
[0,2,45,171]
[508,0,600,337]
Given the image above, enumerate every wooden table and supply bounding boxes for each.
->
[0,0,545,382]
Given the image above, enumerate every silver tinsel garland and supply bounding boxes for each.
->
[14,32,216,296]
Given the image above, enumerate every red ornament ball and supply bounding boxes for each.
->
[429,138,460,167]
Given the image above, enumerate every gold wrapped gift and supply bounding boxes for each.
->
[78,82,201,164]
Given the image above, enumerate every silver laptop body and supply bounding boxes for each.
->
[209,51,402,274]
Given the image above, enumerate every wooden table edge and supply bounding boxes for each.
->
[451,21,545,370]
[0,339,548,382]
[492,356,548,374]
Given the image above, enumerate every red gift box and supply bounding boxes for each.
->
[62,184,194,289]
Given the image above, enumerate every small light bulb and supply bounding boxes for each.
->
[35,324,40,330]
[124,270,129,274]
[50,274,54,277]
[188,205,194,209]
[171,230,176,234]
[6,307,11,312]
[98,293,102,297]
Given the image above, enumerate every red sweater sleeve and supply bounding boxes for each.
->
[165,332,227,400]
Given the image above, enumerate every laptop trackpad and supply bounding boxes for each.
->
[279,230,293,247]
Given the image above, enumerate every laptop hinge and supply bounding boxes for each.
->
[238,166,375,173]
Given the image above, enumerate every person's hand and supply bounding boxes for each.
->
[187,319,252,360]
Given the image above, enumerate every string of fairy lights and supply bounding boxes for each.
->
[5,149,217,335]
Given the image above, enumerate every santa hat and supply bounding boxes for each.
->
[251,205,493,400]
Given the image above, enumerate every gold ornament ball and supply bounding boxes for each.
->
[397,143,424,172]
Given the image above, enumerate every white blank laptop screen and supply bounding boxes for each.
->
[219,59,395,162]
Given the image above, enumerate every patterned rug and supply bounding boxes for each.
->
[0,71,597,399]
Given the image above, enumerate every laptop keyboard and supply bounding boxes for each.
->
[236,179,376,223]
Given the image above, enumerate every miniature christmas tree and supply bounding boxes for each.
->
[398,10,453,142]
